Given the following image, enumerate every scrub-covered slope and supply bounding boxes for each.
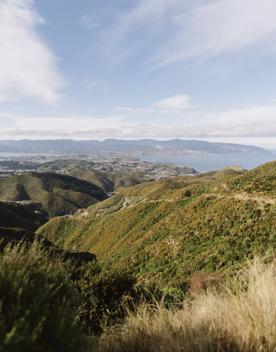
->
[38,162,276,286]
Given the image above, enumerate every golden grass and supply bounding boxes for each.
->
[99,257,276,352]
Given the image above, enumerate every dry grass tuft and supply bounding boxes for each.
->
[99,257,276,352]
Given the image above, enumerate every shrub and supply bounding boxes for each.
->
[0,244,87,352]
[77,269,137,334]
[183,189,192,197]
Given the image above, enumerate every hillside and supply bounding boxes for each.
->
[0,201,48,231]
[0,173,107,217]
[39,161,276,287]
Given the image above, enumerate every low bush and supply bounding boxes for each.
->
[77,268,137,334]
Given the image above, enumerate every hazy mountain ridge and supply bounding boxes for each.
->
[0,139,267,155]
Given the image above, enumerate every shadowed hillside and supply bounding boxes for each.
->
[0,227,96,266]
[39,161,276,287]
[0,173,107,217]
[0,201,48,231]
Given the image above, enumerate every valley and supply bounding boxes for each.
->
[1,0,275,349]
[0,157,275,351]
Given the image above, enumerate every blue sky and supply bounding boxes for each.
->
[0,0,276,147]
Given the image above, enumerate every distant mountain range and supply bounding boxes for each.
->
[0,139,267,155]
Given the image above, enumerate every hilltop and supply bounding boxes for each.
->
[0,173,107,217]
[39,161,276,287]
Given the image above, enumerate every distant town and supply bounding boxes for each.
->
[0,154,198,180]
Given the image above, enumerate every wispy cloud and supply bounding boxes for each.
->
[0,0,63,104]
[100,0,184,66]
[152,94,191,111]
[151,0,276,68]
[101,0,276,69]
[115,94,192,115]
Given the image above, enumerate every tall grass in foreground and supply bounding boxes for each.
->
[0,243,87,352]
[99,257,276,352]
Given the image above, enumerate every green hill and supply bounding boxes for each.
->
[38,161,276,287]
[0,201,48,231]
[0,173,107,217]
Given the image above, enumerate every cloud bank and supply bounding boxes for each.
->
[0,103,275,146]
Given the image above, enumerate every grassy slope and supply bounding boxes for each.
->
[38,162,276,286]
[0,173,107,217]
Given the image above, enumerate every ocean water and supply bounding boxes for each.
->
[139,151,276,173]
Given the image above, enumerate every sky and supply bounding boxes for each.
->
[0,0,276,148]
